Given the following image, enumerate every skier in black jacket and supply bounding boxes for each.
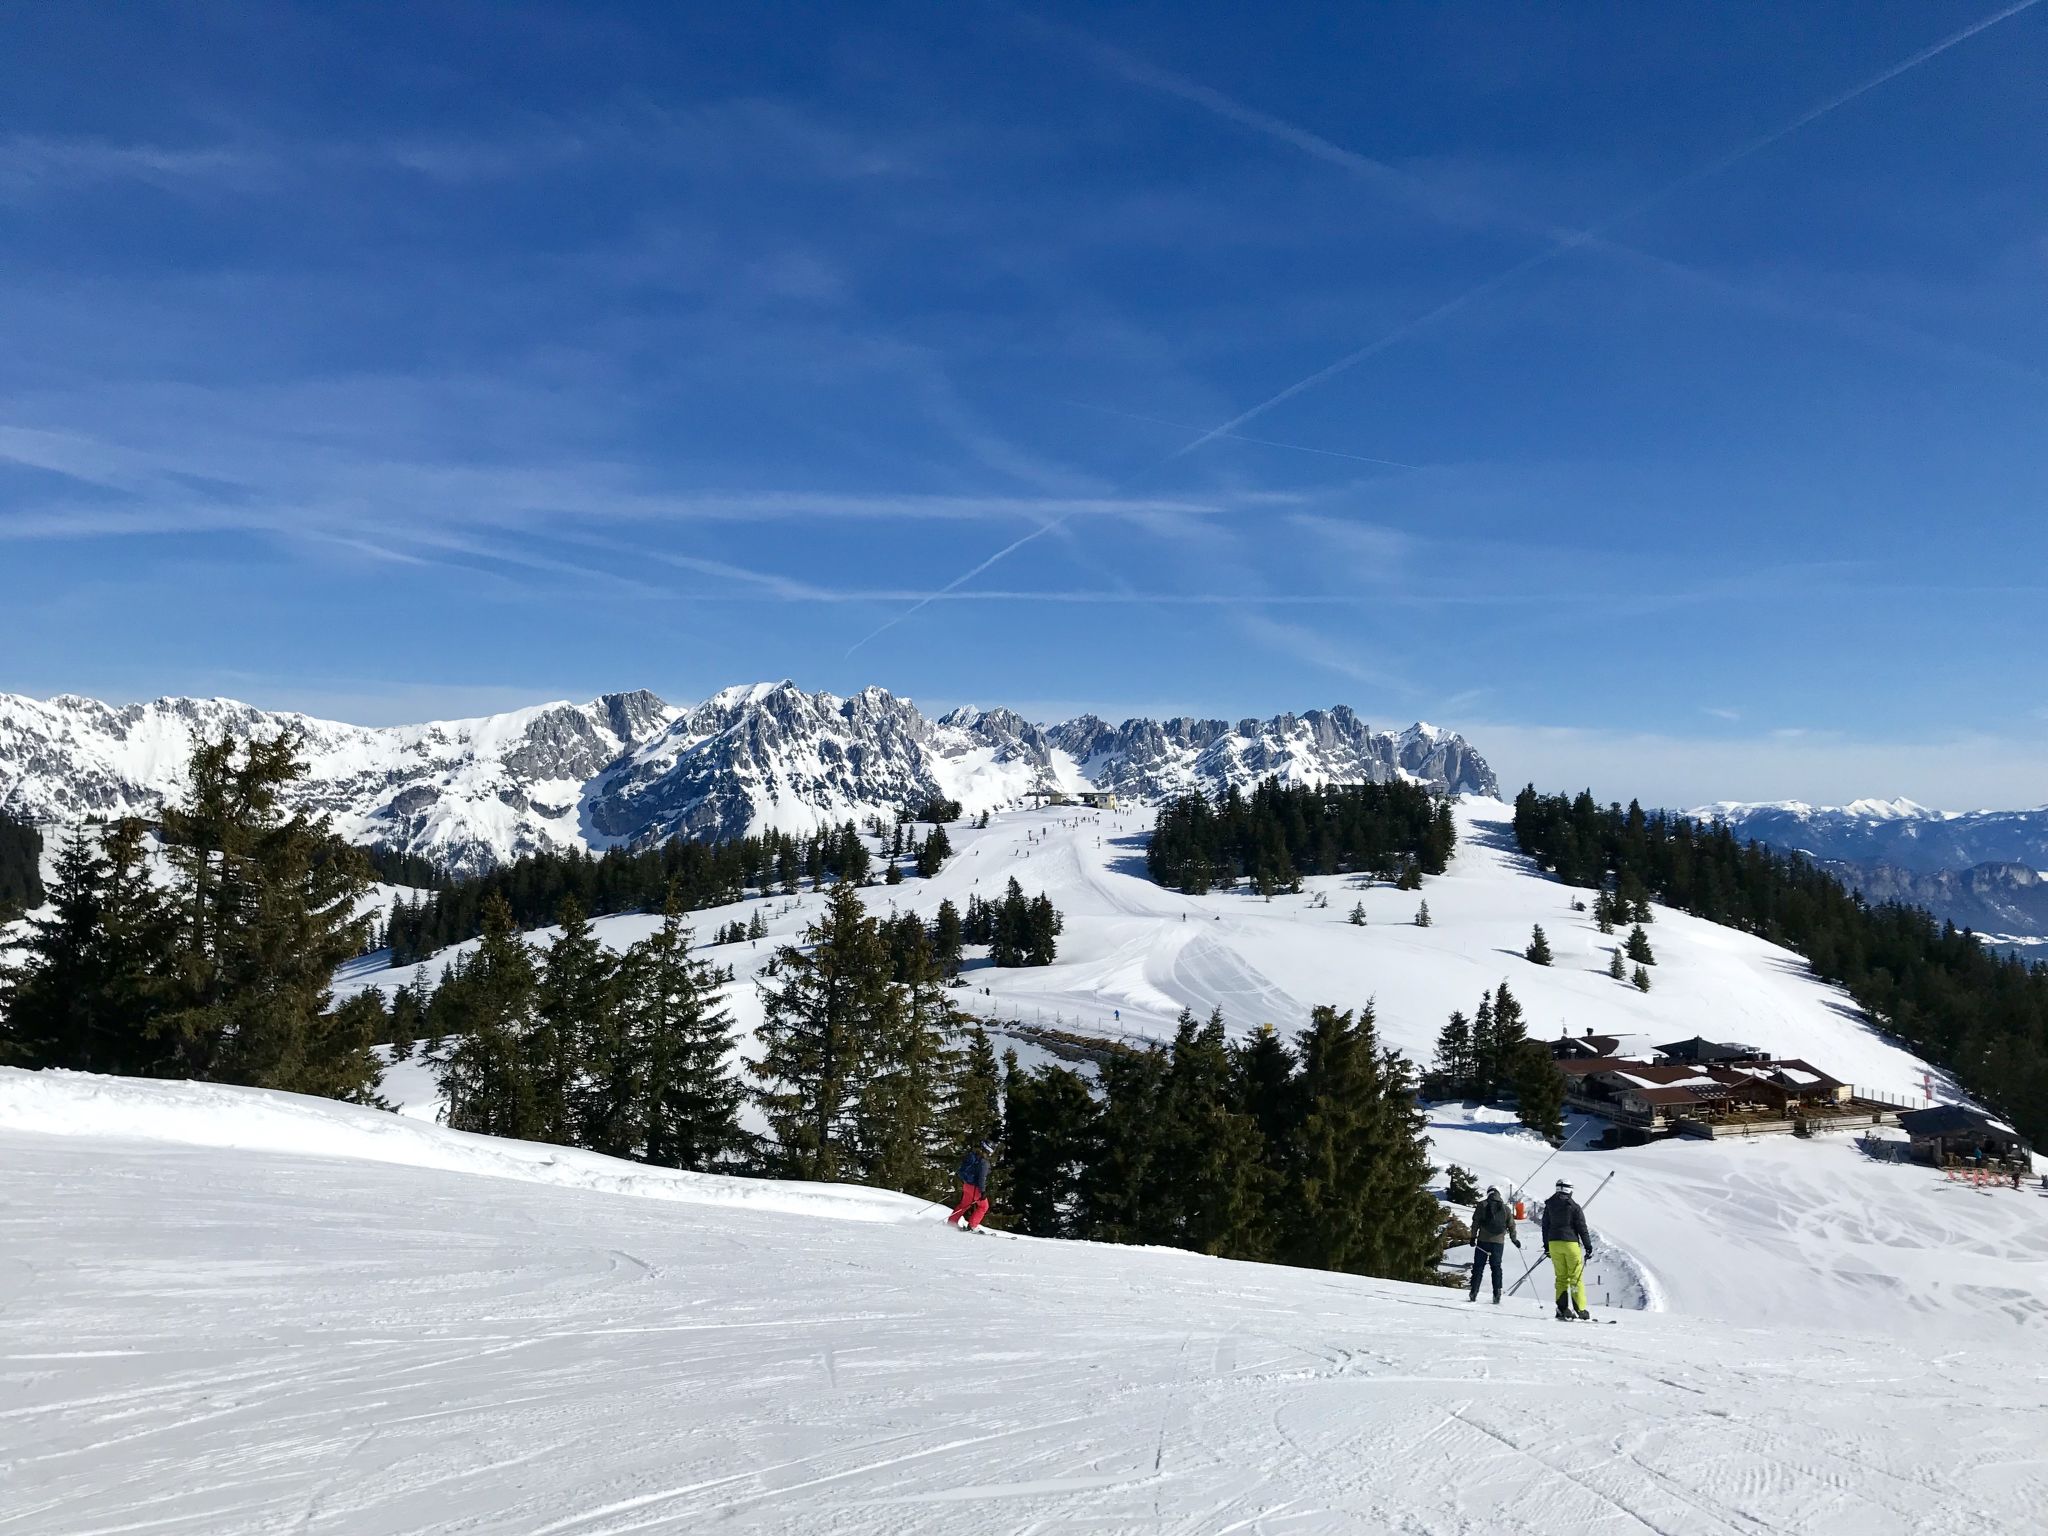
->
[1542,1180,1594,1320]
[1467,1185,1522,1304]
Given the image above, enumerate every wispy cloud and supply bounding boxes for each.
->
[1232,612,1415,696]
[0,135,269,196]
[1701,706,1742,722]
[1017,0,2046,463]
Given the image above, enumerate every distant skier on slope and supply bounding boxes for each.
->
[1467,1185,1522,1304]
[1542,1180,1593,1320]
[949,1141,994,1232]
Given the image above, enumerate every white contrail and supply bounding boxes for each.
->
[1162,0,2042,459]
[855,0,2038,649]
[1059,400,1422,468]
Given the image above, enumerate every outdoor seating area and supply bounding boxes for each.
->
[1896,1105,2033,1174]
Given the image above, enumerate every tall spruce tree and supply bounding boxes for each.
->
[857,948,953,1197]
[435,895,543,1138]
[1149,1009,1264,1257]
[1625,925,1656,965]
[1228,1024,1301,1259]
[1,821,177,1076]
[750,880,900,1181]
[940,1023,1003,1154]
[1001,1056,1099,1237]
[536,896,615,1146]
[1525,924,1553,965]
[1283,1005,1441,1281]
[629,893,744,1171]
[1511,1042,1568,1143]
[930,899,964,977]
[1428,1009,1474,1098]
[157,731,378,1099]
[1083,1044,1169,1243]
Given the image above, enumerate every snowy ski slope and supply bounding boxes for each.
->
[2,1071,2044,1535]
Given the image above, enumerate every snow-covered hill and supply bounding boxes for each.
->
[337,795,2044,1340]
[0,684,1497,873]
[4,1068,2044,1534]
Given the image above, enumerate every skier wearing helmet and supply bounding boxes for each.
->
[949,1140,995,1232]
[1542,1179,1594,1319]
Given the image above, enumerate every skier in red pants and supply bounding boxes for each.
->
[949,1141,994,1231]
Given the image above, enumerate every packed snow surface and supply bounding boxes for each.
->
[4,1070,2045,1535]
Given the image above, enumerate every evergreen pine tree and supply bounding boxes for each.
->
[435,895,543,1138]
[1415,900,1431,928]
[750,880,900,1181]
[1348,902,1367,926]
[1609,946,1627,980]
[535,896,615,1147]
[915,825,952,879]
[1525,924,1553,965]
[157,732,379,1099]
[1625,925,1656,965]
[941,1023,1003,1153]
[1228,1024,1300,1259]
[628,894,744,1171]
[0,821,177,1075]
[857,947,952,1197]
[930,899,964,977]
[1633,965,1652,993]
[1468,992,1498,1100]
[1001,1058,1099,1237]
[1083,1044,1169,1243]
[1150,1008,1263,1257]
[1428,1009,1474,1098]
[1511,1042,1568,1143]
[1283,1005,1441,1282]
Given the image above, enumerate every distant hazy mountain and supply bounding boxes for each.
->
[1702,798,2048,941]
[0,684,1498,873]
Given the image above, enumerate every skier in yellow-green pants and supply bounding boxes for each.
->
[1541,1180,1593,1320]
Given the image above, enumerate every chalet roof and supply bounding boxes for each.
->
[1628,1084,1735,1107]
[1897,1105,2020,1141]
[1655,1036,1761,1061]
[1591,1062,1710,1087]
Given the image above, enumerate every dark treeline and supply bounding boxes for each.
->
[378,823,875,965]
[1,735,384,1097]
[994,1006,1447,1281]
[1148,778,1456,895]
[0,809,42,920]
[1513,786,2048,1146]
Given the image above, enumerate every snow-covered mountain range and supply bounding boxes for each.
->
[1698,798,2048,941]
[0,684,1497,873]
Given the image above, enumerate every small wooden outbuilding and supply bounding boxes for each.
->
[1896,1105,2030,1166]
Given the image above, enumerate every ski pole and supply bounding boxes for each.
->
[1511,1116,1590,1205]
[1504,1170,1615,1299]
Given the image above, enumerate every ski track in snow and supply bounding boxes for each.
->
[3,1120,2045,1536]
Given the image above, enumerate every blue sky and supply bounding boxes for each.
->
[3,1,2045,807]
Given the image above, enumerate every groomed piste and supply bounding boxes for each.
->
[4,1066,2045,1534]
